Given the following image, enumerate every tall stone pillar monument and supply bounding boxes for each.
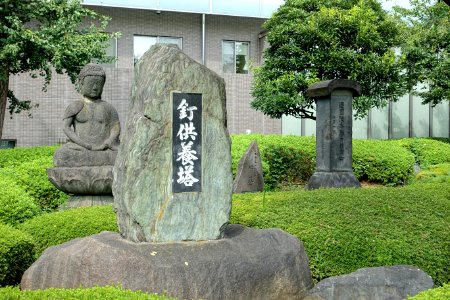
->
[307,79,361,189]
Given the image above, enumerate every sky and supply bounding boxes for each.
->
[380,0,412,11]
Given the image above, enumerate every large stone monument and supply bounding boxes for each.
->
[22,45,314,299]
[307,79,361,189]
[47,64,120,207]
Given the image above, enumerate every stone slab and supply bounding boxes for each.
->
[233,141,264,193]
[113,44,233,242]
[21,225,314,300]
[304,265,434,300]
[47,166,113,195]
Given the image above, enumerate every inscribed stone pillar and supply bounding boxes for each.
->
[113,44,233,242]
[307,79,361,189]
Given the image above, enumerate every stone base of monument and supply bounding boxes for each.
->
[47,166,113,195]
[21,225,313,300]
[59,195,114,210]
[307,171,361,189]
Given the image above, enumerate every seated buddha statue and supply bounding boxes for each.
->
[54,64,120,167]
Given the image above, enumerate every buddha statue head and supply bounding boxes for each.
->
[78,64,106,100]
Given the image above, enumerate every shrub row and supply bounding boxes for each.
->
[0,172,41,226]
[395,138,450,167]
[0,223,35,287]
[18,205,118,256]
[408,283,450,299]
[230,182,450,286]
[0,286,175,299]
[232,135,416,188]
[0,145,58,168]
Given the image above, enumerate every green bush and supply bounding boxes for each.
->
[0,172,41,226]
[230,182,450,286]
[396,138,450,167]
[263,144,315,189]
[408,283,450,299]
[0,286,175,299]
[19,205,118,256]
[0,145,58,168]
[232,135,415,188]
[8,157,68,211]
[231,134,316,189]
[0,223,35,287]
[415,163,450,183]
[353,140,415,186]
[429,137,450,145]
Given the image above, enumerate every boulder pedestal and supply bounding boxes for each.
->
[307,171,360,189]
[21,225,313,300]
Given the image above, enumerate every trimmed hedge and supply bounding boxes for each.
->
[8,157,68,211]
[0,223,35,287]
[232,135,415,188]
[0,145,58,168]
[352,140,415,186]
[0,172,41,226]
[0,286,176,299]
[396,138,450,167]
[408,283,450,299]
[415,163,450,183]
[230,182,450,286]
[18,205,118,256]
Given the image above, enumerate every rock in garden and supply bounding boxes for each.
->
[233,140,264,193]
[21,225,314,300]
[113,44,233,242]
[304,265,434,300]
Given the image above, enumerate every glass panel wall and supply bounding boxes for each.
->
[282,115,301,136]
[412,96,430,137]
[432,102,450,137]
[353,114,368,139]
[370,106,389,139]
[392,94,410,139]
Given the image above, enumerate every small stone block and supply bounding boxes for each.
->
[233,141,264,193]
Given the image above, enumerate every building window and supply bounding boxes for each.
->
[96,37,117,68]
[134,35,182,64]
[222,41,249,74]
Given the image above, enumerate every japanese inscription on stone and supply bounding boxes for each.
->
[172,92,202,193]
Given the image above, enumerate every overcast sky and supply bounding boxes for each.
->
[381,0,412,10]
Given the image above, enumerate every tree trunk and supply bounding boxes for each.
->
[0,67,8,140]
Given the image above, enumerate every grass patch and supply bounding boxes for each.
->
[0,286,175,299]
[230,183,450,286]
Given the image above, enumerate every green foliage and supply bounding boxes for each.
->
[352,140,415,185]
[232,135,415,188]
[0,0,119,137]
[395,138,450,167]
[0,146,67,211]
[0,145,58,168]
[0,223,35,287]
[408,283,450,300]
[9,157,68,211]
[396,0,450,106]
[231,134,316,189]
[428,137,450,145]
[230,182,450,286]
[0,172,40,226]
[0,286,175,299]
[251,0,407,120]
[415,163,450,184]
[19,205,118,256]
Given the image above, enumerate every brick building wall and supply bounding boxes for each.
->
[3,6,280,147]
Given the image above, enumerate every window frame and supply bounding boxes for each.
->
[133,35,183,64]
[222,40,250,74]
